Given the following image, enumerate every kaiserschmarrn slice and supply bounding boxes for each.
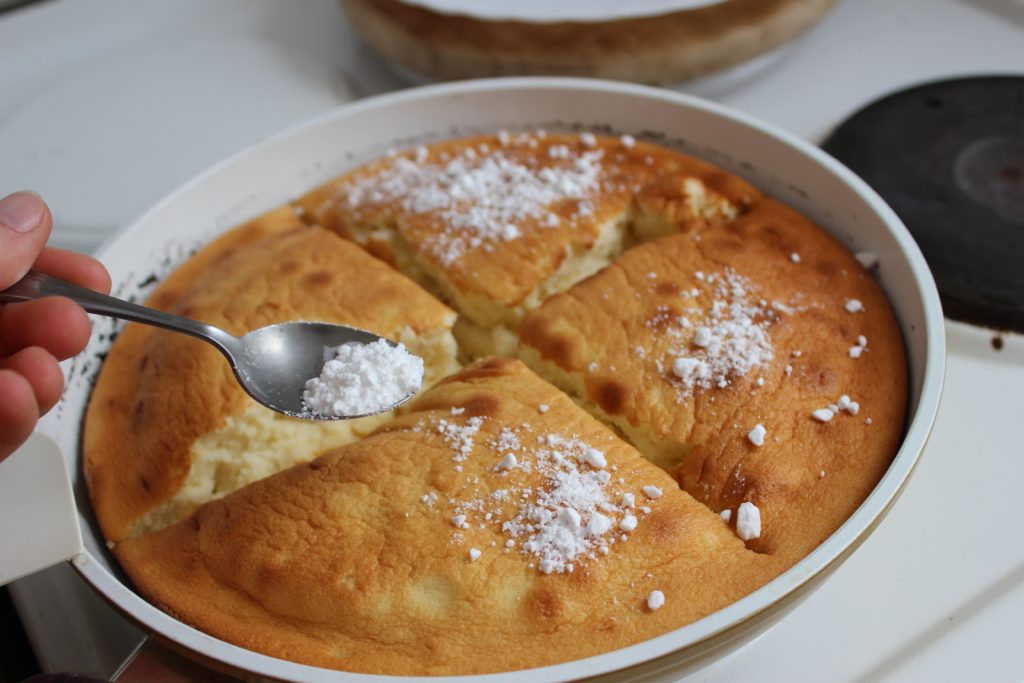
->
[113,358,782,676]
[84,207,459,542]
[519,200,907,563]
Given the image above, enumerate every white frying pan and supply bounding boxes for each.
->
[2,78,945,682]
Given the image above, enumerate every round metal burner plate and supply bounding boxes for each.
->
[823,76,1024,331]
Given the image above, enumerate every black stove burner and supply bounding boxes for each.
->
[822,76,1024,332]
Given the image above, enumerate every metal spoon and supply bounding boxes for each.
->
[0,270,420,420]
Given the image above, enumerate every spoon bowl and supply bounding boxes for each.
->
[0,271,420,420]
[232,322,414,419]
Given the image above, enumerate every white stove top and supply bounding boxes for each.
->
[3,0,1022,680]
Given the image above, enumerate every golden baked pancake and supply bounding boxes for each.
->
[519,199,907,564]
[296,132,760,357]
[85,131,909,676]
[84,206,459,542]
[114,358,783,675]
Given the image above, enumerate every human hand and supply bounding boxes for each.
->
[0,191,111,462]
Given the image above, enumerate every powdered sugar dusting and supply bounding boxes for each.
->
[505,435,622,574]
[418,410,663,575]
[340,137,606,265]
[437,416,486,463]
[657,269,776,396]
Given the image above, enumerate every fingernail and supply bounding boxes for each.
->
[0,190,45,233]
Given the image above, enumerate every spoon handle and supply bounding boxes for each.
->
[0,270,239,355]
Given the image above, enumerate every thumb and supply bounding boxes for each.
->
[0,191,52,290]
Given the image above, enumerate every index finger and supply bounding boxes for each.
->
[33,247,112,294]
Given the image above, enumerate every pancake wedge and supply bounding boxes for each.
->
[84,207,459,541]
[520,200,907,563]
[114,359,782,675]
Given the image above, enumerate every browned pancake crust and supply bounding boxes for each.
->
[114,359,783,675]
[84,207,455,542]
[520,200,907,564]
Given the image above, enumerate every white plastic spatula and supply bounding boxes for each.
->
[0,432,83,586]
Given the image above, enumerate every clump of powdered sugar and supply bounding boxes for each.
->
[341,137,606,265]
[437,416,486,464]
[735,501,761,540]
[501,434,623,574]
[302,340,423,417]
[658,269,776,395]
[415,411,668,575]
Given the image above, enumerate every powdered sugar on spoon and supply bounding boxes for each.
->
[302,339,424,419]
